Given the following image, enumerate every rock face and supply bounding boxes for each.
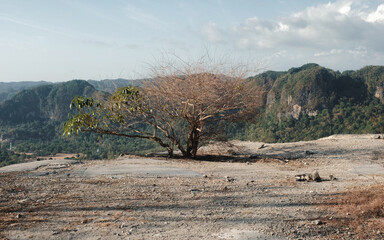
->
[265,64,338,119]
[251,63,382,120]
[0,80,97,123]
[374,86,383,101]
[350,65,384,102]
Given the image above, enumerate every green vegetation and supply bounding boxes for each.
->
[64,58,260,158]
[0,81,50,102]
[349,66,384,95]
[0,145,27,167]
[238,98,384,143]
[87,78,143,93]
[16,133,162,160]
[0,64,383,166]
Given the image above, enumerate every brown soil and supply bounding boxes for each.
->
[1,135,384,240]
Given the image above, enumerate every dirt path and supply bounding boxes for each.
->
[0,135,383,239]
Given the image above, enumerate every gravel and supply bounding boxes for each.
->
[0,134,383,239]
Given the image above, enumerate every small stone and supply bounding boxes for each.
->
[305,150,315,155]
[189,188,201,193]
[17,199,28,204]
[295,174,307,181]
[120,223,127,228]
[225,176,235,182]
[311,220,323,225]
[310,170,321,182]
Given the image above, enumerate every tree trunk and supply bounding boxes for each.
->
[167,147,174,158]
[186,126,200,158]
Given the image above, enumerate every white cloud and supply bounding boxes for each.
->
[366,4,384,23]
[202,0,384,70]
[278,22,289,32]
[314,49,344,57]
[339,2,352,15]
[347,46,368,57]
[201,21,222,43]
[225,1,383,52]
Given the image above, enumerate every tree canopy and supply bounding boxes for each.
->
[63,57,262,158]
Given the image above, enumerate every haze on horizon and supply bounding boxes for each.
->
[1,0,384,82]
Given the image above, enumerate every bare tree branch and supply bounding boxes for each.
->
[64,53,264,158]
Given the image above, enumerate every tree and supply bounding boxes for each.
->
[63,56,262,158]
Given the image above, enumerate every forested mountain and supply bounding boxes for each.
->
[0,78,139,103]
[250,63,377,119]
[346,66,384,100]
[87,78,143,93]
[240,64,384,142]
[0,80,97,123]
[0,64,383,166]
[0,81,50,102]
[0,79,157,166]
[0,78,144,123]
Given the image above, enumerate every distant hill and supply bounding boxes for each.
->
[0,64,383,165]
[87,78,144,93]
[346,66,384,99]
[0,80,97,123]
[0,81,51,103]
[0,78,147,125]
[1,65,383,126]
[241,64,384,142]
[0,78,143,103]
[249,63,382,120]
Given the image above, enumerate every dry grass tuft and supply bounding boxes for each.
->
[335,184,384,218]
[324,184,384,238]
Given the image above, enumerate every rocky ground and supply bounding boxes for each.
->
[0,134,384,240]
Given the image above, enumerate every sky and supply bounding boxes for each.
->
[1,0,384,82]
